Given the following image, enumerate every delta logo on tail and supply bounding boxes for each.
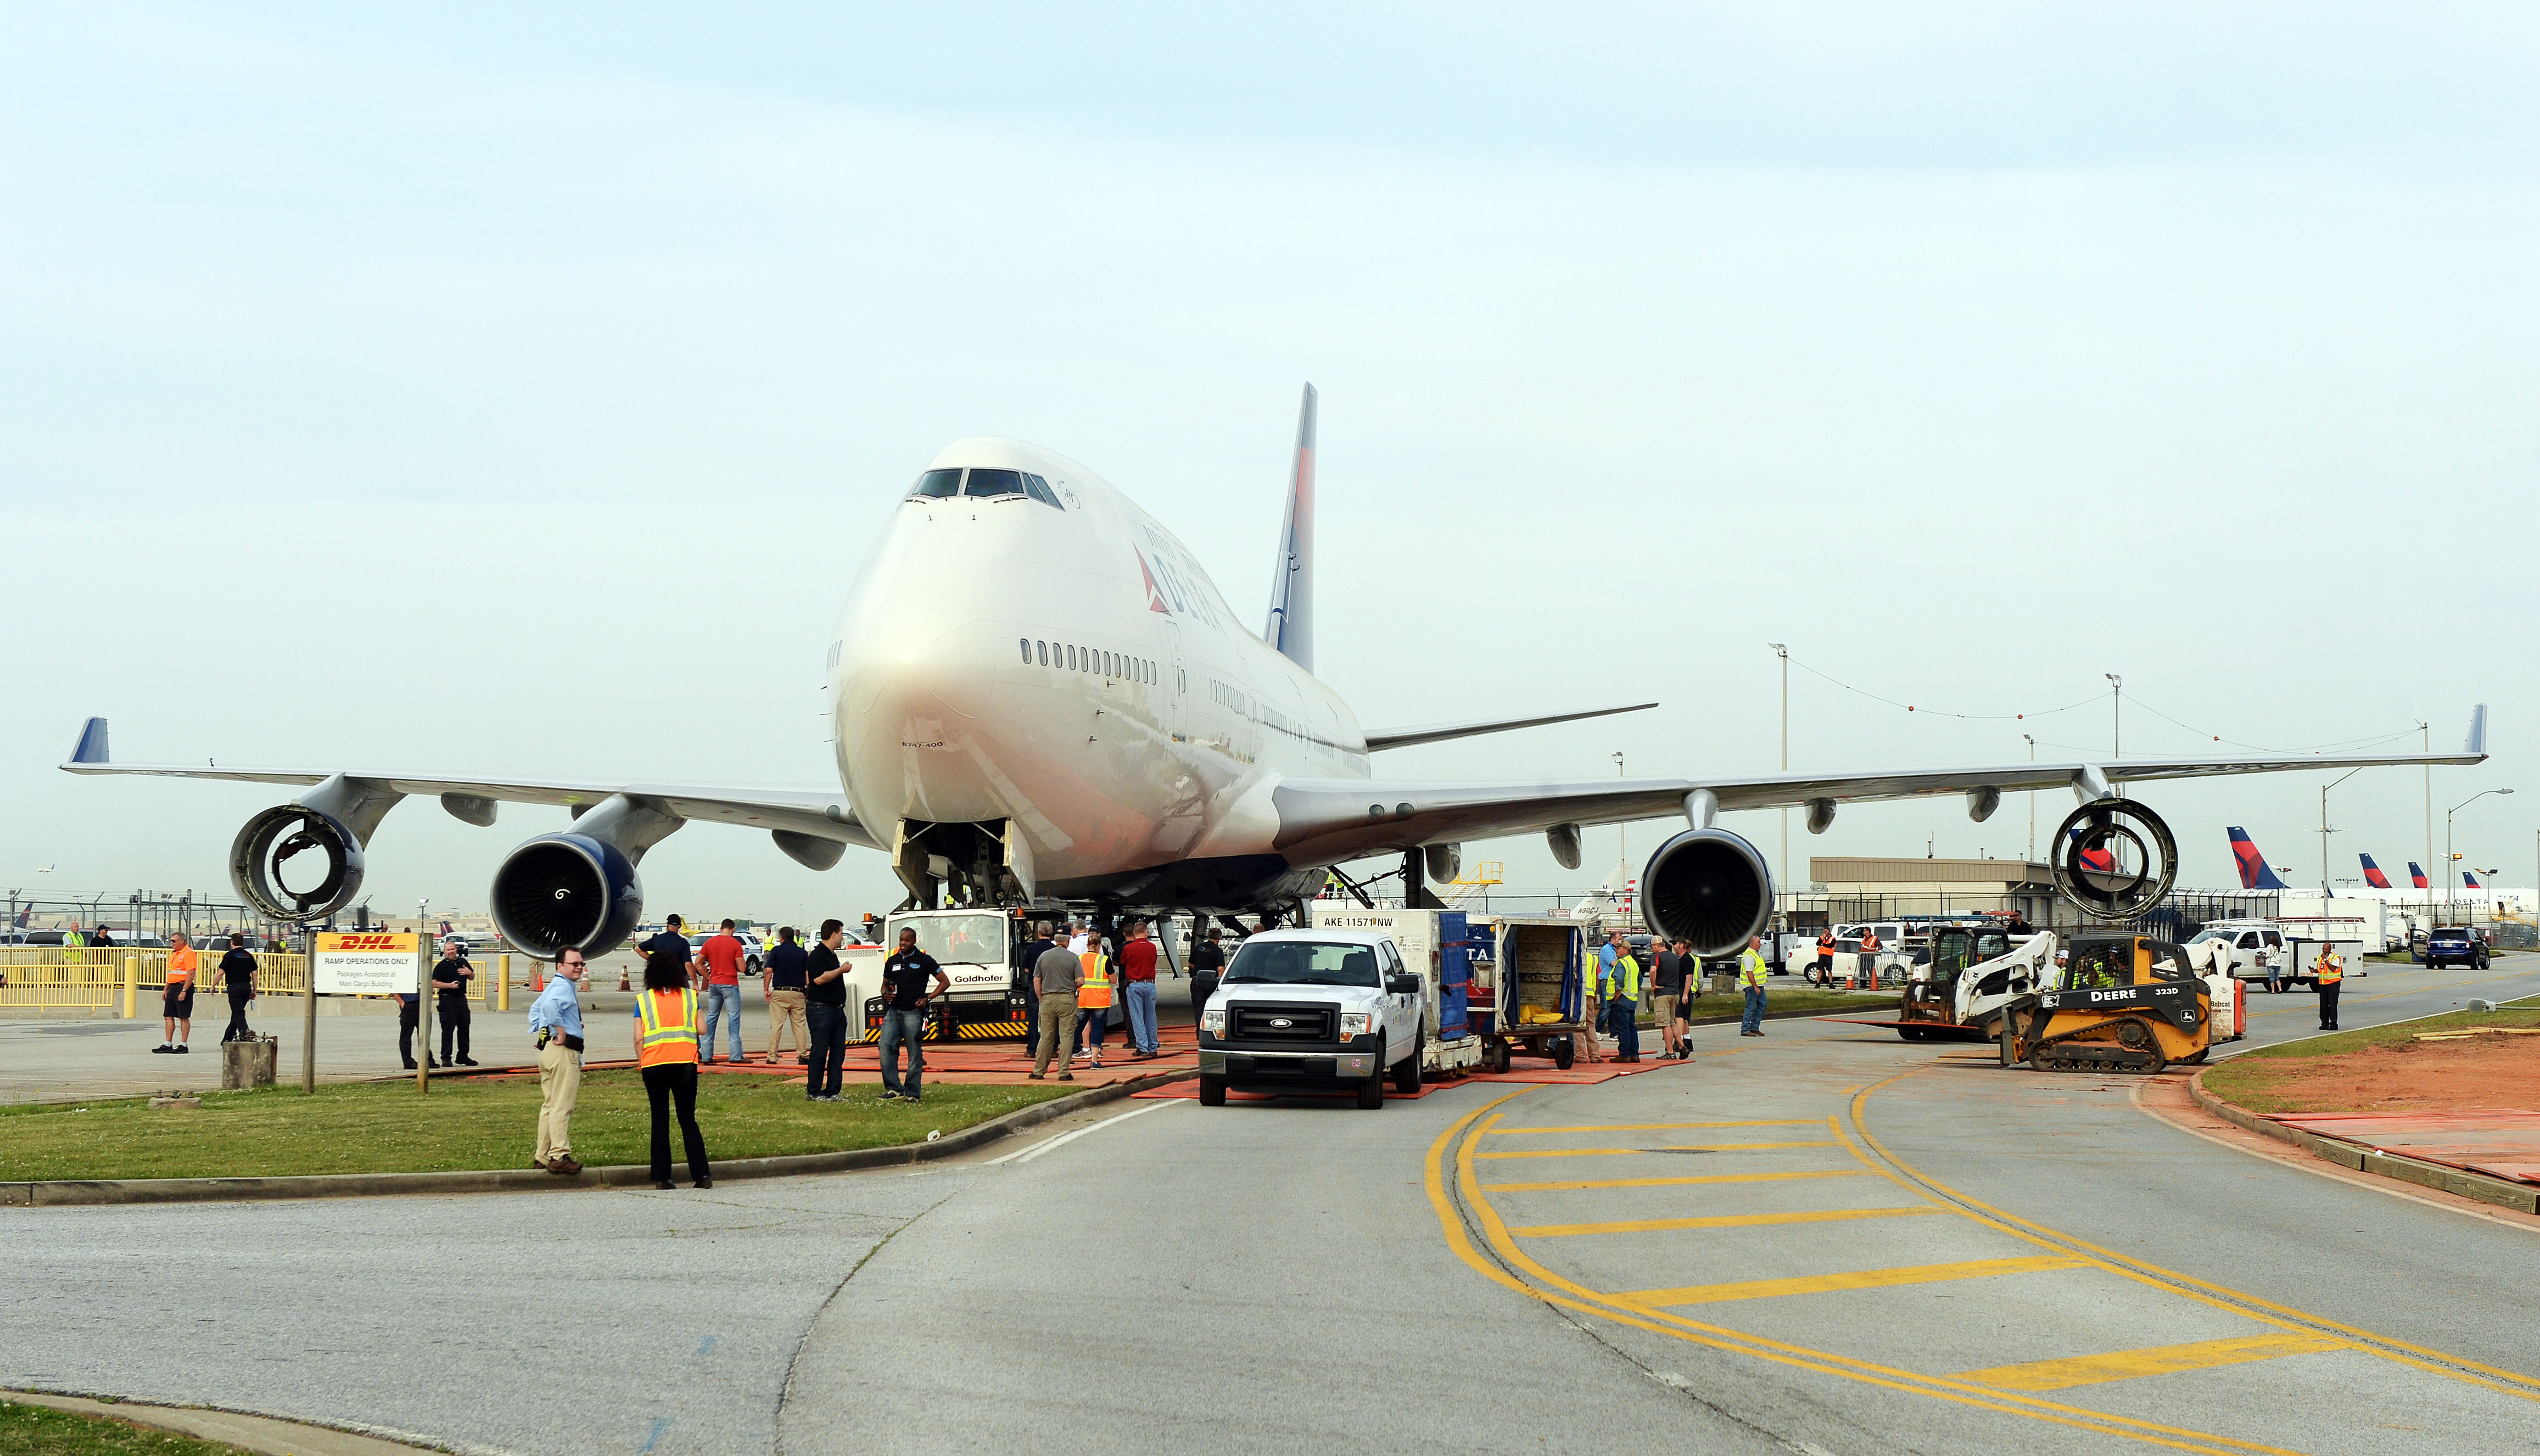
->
[2359,853,2393,889]
[2464,869,2482,889]
[2226,828,2291,890]
[2408,861,2430,889]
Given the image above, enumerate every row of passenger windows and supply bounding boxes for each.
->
[909,467,1065,509]
[1021,638,1160,686]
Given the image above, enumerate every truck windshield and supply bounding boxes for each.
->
[893,913,1007,966]
[1224,940,1381,987]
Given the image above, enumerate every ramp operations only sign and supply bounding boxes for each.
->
[313,932,419,994]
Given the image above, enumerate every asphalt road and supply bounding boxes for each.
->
[5,959,2533,1456]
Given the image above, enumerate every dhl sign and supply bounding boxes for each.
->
[314,932,419,995]
[318,933,418,954]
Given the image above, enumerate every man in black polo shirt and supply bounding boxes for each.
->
[877,928,949,1104]
[1189,925,1227,1027]
[1015,921,1055,1058]
[433,940,478,1066]
[635,915,692,990]
[217,933,260,1043]
[763,926,811,1065]
[802,920,851,1102]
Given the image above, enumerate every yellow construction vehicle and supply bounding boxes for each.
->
[1967,933,2212,1073]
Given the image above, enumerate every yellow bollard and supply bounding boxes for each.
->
[498,953,511,1012]
[122,955,139,1018]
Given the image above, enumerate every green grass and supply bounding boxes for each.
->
[1677,989,1900,1022]
[2201,996,2540,1114]
[0,1071,1070,1183]
[0,1400,252,1456]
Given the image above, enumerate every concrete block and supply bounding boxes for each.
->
[221,1036,277,1090]
[2362,1152,2448,1190]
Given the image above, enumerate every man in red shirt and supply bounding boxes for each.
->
[697,919,748,1064]
[1119,920,1161,1058]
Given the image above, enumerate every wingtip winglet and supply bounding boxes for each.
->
[68,716,108,766]
[2465,703,2488,757]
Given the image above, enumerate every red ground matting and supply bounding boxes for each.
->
[2273,1110,2540,1186]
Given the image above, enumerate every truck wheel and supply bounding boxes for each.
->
[1357,1040,1388,1109]
[1552,1036,1575,1070]
[1485,1040,1512,1073]
[1392,1049,1422,1094]
[1198,1074,1226,1107]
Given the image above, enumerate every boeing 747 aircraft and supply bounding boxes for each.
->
[63,387,2490,959]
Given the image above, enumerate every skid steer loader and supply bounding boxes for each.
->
[1960,933,2211,1074]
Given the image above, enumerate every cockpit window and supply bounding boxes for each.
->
[964,468,1026,498]
[907,469,962,500]
[1022,473,1063,508]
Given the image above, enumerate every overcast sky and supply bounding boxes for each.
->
[4,3,2533,927]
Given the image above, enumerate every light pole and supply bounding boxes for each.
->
[2022,733,2036,861]
[2445,789,2514,927]
[2419,721,2432,925]
[2104,674,2122,757]
[1769,643,1788,899]
[1612,751,1626,910]
[2320,766,2364,901]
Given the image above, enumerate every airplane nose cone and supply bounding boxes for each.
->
[835,617,1003,825]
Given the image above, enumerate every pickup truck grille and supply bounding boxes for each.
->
[1232,1003,1337,1041]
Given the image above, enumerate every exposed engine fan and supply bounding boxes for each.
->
[1641,828,1775,957]
[230,805,365,922]
[2051,798,2178,919]
[489,832,645,959]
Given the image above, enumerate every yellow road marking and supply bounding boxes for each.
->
[1486,1119,1818,1133]
[1476,1141,1832,1159]
[1843,1077,2540,1404]
[1514,1206,1944,1237]
[1619,1256,2084,1307]
[1432,1105,2313,1455]
[1957,1333,2352,1392]
[1484,1170,1871,1192]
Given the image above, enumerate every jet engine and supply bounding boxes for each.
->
[489,832,644,959]
[2051,797,2178,919]
[1641,827,1775,957]
[231,804,366,922]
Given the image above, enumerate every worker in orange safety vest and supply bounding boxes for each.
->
[632,958,713,1190]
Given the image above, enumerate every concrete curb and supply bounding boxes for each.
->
[2187,1071,2539,1216]
[0,1068,1196,1208]
[4,1389,440,1455]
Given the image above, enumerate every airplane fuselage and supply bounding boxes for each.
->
[830,438,1369,911]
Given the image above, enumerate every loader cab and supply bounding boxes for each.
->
[2060,935,2193,992]
[1922,926,2011,1003]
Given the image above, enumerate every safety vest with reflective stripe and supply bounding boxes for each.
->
[1605,954,1640,1003]
[635,987,701,1066]
[1817,934,1835,956]
[1079,951,1114,1009]
[2314,952,2343,985]
[1738,948,1769,989]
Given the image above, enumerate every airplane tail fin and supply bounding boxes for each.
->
[1263,383,1316,674]
[2464,869,2482,889]
[2408,861,2430,889]
[2226,827,2290,890]
[2359,853,2392,889]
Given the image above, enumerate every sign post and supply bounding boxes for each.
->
[300,929,316,1094]
[312,932,421,1095]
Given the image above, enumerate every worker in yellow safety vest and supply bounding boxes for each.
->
[2313,947,2344,1033]
[1737,936,1771,1037]
[61,924,84,963]
[1601,932,1643,1062]
[631,956,713,1190]
[1076,932,1116,1070]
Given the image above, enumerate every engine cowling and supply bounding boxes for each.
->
[1641,827,1775,957]
[2051,797,2177,919]
[490,832,644,959]
[230,804,366,922]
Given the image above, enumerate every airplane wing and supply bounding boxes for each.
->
[58,718,877,849]
[1363,701,1659,752]
[1268,707,2489,864]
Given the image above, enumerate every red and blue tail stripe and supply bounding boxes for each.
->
[2408,862,2430,889]
[2358,854,2392,889]
[2226,827,2290,891]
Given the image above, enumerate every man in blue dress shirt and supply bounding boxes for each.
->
[528,949,589,1174]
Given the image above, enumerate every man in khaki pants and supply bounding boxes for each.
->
[1028,932,1083,1081]
[762,926,810,1064]
[527,949,589,1174]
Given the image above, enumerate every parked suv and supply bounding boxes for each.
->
[1196,928,1425,1109]
[2424,926,2491,970]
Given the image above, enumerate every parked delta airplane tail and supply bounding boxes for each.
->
[2227,828,2291,891]
[2408,861,2430,889]
[2464,869,2482,889]
[2359,853,2393,889]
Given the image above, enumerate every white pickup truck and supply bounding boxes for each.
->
[1196,927,1427,1109]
